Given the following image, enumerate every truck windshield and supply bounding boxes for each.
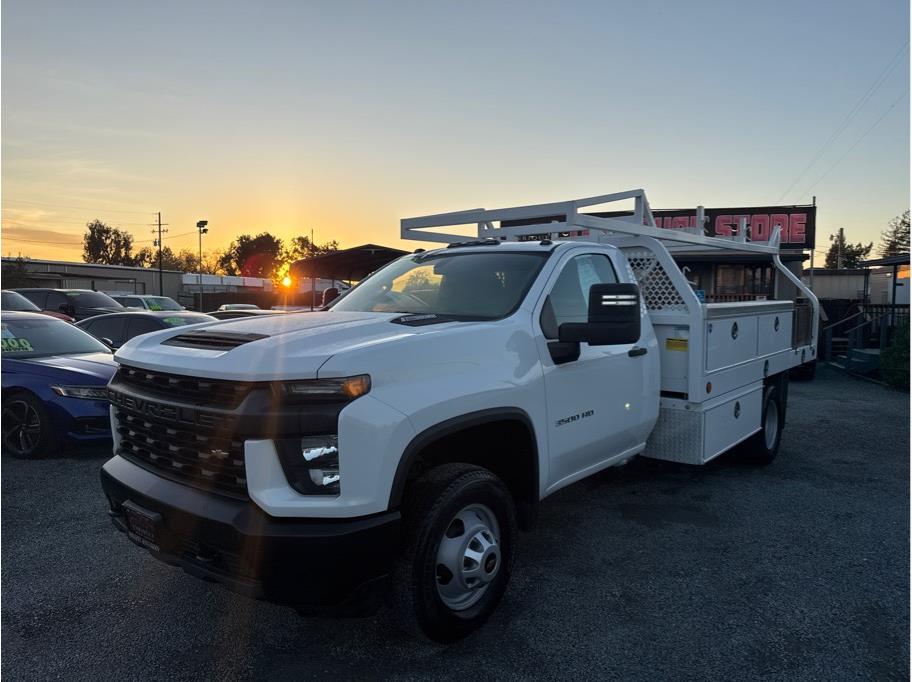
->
[330,251,548,320]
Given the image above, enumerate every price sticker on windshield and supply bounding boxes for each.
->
[1,337,34,352]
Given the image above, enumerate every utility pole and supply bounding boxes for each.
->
[150,212,169,295]
[837,227,844,269]
[197,221,209,311]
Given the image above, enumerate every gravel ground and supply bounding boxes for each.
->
[2,366,908,680]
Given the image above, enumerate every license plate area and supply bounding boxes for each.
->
[122,500,162,552]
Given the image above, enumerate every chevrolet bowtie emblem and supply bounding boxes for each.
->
[209,449,229,459]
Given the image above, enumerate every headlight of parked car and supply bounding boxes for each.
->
[51,385,110,400]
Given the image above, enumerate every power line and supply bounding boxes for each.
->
[1,236,83,246]
[0,217,154,226]
[1,198,155,215]
[797,88,909,198]
[1,228,200,246]
[776,41,910,203]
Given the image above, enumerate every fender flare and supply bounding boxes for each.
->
[387,407,539,511]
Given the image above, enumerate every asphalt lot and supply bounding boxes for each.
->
[2,366,909,680]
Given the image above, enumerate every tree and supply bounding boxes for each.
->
[880,321,909,388]
[217,232,285,278]
[824,231,872,269]
[879,210,910,258]
[285,235,339,262]
[1,257,33,288]
[133,246,222,273]
[82,219,136,265]
[132,246,157,268]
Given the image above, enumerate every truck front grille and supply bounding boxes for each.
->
[115,408,248,499]
[115,365,255,410]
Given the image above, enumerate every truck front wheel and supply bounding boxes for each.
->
[390,463,517,642]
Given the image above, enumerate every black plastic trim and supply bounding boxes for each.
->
[101,455,400,610]
[387,407,539,510]
[162,331,269,350]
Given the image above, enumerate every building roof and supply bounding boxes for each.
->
[859,254,910,267]
[1,256,183,273]
[803,268,866,276]
[290,244,408,281]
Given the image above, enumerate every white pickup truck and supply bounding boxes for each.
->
[101,189,818,642]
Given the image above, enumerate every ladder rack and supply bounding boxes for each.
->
[401,188,781,254]
[400,188,819,353]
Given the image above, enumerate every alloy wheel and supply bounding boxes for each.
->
[2,400,42,456]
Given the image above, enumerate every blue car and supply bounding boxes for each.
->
[2,311,116,458]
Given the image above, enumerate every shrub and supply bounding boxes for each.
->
[881,321,910,389]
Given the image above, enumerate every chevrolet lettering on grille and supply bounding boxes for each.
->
[109,391,181,421]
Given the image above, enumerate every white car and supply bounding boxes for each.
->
[111,295,183,312]
[217,303,260,311]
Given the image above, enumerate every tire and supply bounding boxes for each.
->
[740,384,784,465]
[2,391,55,459]
[390,463,517,643]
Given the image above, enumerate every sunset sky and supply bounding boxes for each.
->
[2,0,909,264]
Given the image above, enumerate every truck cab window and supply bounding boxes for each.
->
[540,254,618,339]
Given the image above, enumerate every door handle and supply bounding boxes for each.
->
[628,346,647,357]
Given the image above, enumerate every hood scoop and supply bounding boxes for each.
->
[161,330,268,350]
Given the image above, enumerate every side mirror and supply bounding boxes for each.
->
[558,283,640,346]
[101,337,115,347]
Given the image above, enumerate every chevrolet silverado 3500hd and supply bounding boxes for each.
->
[101,189,819,642]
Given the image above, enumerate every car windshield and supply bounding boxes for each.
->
[1,317,112,358]
[144,297,182,311]
[1,291,41,312]
[162,314,214,326]
[65,291,122,308]
[329,251,548,320]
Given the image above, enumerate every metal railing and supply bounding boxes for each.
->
[821,309,900,361]
[706,293,769,303]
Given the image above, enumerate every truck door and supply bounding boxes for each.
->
[536,251,653,489]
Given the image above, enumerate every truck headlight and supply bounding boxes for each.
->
[275,375,370,402]
[51,385,110,401]
[276,435,340,495]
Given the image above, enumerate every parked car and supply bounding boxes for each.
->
[14,288,124,321]
[76,311,216,349]
[110,294,184,311]
[206,309,286,320]
[217,303,260,311]
[1,311,116,458]
[1,289,74,322]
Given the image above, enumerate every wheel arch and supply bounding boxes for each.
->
[388,408,540,528]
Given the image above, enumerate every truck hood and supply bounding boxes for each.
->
[114,311,463,381]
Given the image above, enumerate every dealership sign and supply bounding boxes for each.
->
[643,205,816,250]
[508,205,817,250]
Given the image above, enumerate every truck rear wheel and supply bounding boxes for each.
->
[740,384,783,464]
[390,463,517,643]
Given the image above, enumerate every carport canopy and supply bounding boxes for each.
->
[290,243,408,283]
